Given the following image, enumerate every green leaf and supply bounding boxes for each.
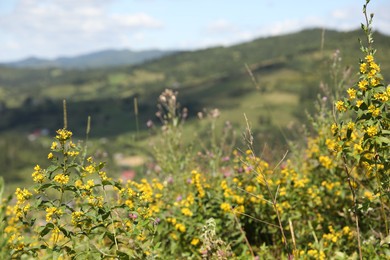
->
[47,165,60,173]
[38,183,53,191]
[380,235,390,246]
[40,223,54,237]
[58,226,71,238]
[376,137,390,145]
[97,162,106,170]
[116,250,130,260]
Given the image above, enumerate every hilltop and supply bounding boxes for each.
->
[1,49,176,69]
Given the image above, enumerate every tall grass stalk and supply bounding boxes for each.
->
[242,113,291,257]
[134,97,140,138]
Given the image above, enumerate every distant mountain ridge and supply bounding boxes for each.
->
[2,49,177,69]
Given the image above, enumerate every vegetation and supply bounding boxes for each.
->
[0,0,389,258]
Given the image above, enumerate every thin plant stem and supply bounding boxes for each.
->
[232,210,255,258]
[342,155,362,260]
[63,100,68,129]
[134,97,140,138]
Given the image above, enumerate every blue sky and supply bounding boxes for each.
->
[0,0,389,62]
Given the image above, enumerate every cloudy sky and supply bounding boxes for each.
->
[0,0,389,62]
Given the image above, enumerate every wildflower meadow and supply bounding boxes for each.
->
[0,1,389,259]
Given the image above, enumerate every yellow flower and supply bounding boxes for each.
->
[88,195,104,208]
[32,165,45,183]
[365,54,374,63]
[167,217,177,225]
[370,77,380,86]
[170,233,178,240]
[32,172,45,183]
[360,62,368,73]
[67,151,79,157]
[75,179,83,189]
[374,92,388,102]
[45,207,63,222]
[347,88,356,100]
[98,171,110,181]
[366,125,378,137]
[233,195,245,204]
[71,211,84,225]
[245,185,256,193]
[53,174,69,185]
[335,100,346,112]
[15,188,32,204]
[48,152,54,159]
[232,205,245,214]
[220,202,231,212]
[175,223,186,233]
[331,123,338,135]
[191,238,200,246]
[51,141,58,150]
[319,156,332,169]
[358,79,368,91]
[347,122,355,130]
[55,129,73,141]
[370,61,380,72]
[84,165,95,175]
[181,207,193,217]
[325,138,337,151]
[356,100,364,108]
[364,191,376,201]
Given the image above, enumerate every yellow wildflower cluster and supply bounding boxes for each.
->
[191,238,200,246]
[50,141,58,150]
[335,100,346,112]
[98,170,110,181]
[83,165,95,175]
[181,207,193,217]
[8,234,26,251]
[191,170,206,198]
[45,207,63,222]
[368,104,380,117]
[15,188,32,204]
[322,225,353,247]
[364,190,379,201]
[71,211,84,226]
[300,249,326,260]
[66,151,79,157]
[55,128,73,142]
[175,223,186,233]
[53,173,69,185]
[325,138,339,154]
[366,125,378,137]
[220,202,231,213]
[32,164,45,183]
[319,156,333,169]
[363,55,381,85]
[346,88,356,100]
[87,195,104,208]
[373,91,389,102]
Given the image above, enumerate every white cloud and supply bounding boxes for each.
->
[0,0,163,60]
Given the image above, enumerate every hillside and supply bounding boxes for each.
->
[1,49,176,69]
[0,28,389,184]
[0,29,389,134]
